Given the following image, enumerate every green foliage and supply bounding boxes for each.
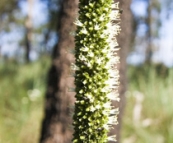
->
[0,0,20,31]
[73,1,120,142]
[122,65,173,143]
[0,57,50,143]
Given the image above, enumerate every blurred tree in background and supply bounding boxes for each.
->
[145,0,161,63]
[25,0,34,63]
[39,0,61,54]
[0,0,19,59]
[0,0,19,31]
[39,0,78,142]
[131,0,161,64]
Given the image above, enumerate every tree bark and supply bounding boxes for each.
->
[145,0,152,64]
[25,0,33,63]
[39,0,78,143]
[109,1,132,143]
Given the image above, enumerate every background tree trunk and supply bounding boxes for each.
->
[109,1,132,143]
[145,0,152,64]
[25,0,33,63]
[39,0,78,143]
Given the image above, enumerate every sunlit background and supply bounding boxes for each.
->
[0,0,173,143]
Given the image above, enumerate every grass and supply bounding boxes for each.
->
[0,58,173,143]
[0,57,50,143]
[122,65,173,143]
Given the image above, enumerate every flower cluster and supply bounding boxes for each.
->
[73,1,120,142]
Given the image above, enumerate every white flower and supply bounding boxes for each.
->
[109,40,119,47]
[102,48,108,53]
[109,10,120,20]
[96,104,101,109]
[101,87,110,92]
[108,69,119,78]
[85,93,94,102]
[79,54,87,61]
[88,52,94,57]
[94,24,100,30]
[103,102,111,108]
[110,56,120,63]
[71,63,79,71]
[110,108,119,115]
[104,7,109,12]
[103,124,112,130]
[81,28,88,34]
[107,92,120,101]
[74,19,83,27]
[96,57,104,65]
[111,2,119,9]
[108,135,117,142]
[80,46,89,52]
[83,80,87,85]
[99,15,105,21]
[106,22,112,28]
[100,34,105,38]
[108,116,118,125]
[86,62,92,68]
[90,106,95,112]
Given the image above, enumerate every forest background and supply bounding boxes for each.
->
[0,0,173,143]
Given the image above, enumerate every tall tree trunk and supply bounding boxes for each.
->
[145,0,152,63]
[109,1,132,143]
[25,0,33,63]
[39,0,78,143]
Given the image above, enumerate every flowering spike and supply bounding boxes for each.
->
[73,1,121,142]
